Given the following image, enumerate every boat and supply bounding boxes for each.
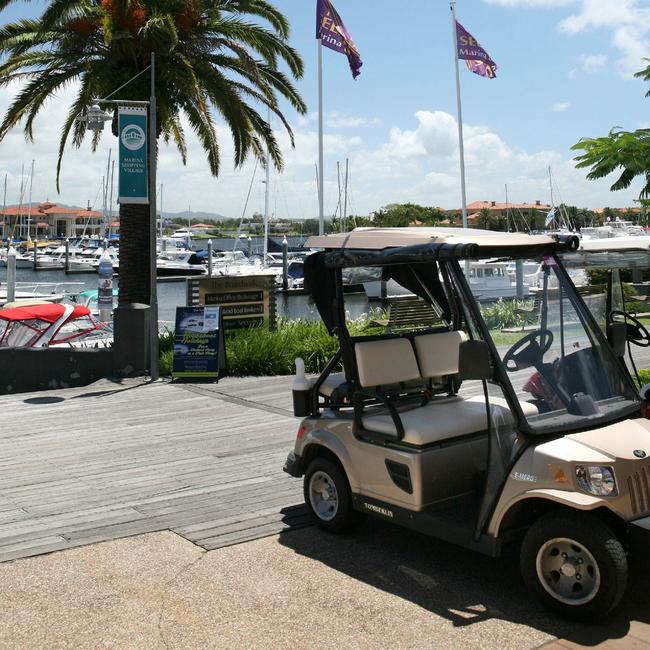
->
[0,303,106,348]
[468,259,528,299]
[156,249,207,276]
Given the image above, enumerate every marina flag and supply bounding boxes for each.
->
[316,0,363,79]
[545,208,556,227]
[455,21,498,79]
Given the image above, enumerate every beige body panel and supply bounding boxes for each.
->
[490,418,650,536]
[296,414,650,538]
[297,417,487,510]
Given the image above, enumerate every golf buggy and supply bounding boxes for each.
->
[283,227,650,620]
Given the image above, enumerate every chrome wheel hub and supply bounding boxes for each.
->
[536,537,601,606]
[308,471,339,522]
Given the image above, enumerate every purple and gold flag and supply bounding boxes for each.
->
[317,0,363,79]
[456,21,497,79]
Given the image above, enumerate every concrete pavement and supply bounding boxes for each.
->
[1,521,648,649]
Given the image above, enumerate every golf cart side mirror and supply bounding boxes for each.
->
[640,382,650,401]
[459,340,493,381]
[607,322,627,359]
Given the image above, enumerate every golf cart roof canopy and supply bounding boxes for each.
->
[306,228,578,270]
[304,229,578,334]
[306,227,578,266]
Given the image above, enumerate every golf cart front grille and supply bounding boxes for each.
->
[627,463,650,516]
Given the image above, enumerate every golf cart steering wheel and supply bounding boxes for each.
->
[608,310,650,347]
[503,329,554,372]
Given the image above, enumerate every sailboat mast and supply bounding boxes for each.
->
[159,184,164,239]
[27,159,34,241]
[343,158,349,233]
[505,183,509,232]
[263,109,271,263]
[336,161,342,228]
[2,174,6,241]
[104,150,112,237]
[108,160,115,237]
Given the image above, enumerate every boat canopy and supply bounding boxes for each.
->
[0,303,91,323]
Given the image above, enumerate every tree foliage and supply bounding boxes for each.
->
[373,203,444,228]
[0,0,308,189]
[572,59,650,199]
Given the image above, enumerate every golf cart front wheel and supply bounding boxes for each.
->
[304,457,364,533]
[520,512,627,620]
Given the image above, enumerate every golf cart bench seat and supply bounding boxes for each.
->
[353,333,538,445]
[311,331,466,401]
[355,330,468,387]
[361,395,538,446]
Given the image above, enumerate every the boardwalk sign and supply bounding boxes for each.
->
[118,106,148,204]
[198,276,274,329]
[172,306,226,381]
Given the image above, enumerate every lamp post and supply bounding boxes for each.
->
[76,54,159,381]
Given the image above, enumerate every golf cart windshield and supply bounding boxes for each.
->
[470,255,639,434]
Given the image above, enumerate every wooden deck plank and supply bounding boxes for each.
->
[0,376,307,562]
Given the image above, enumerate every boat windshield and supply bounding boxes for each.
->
[0,319,48,347]
[469,255,640,434]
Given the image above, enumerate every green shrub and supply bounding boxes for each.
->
[480,298,535,330]
[158,316,381,377]
[637,368,650,387]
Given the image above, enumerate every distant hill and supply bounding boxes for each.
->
[162,210,228,222]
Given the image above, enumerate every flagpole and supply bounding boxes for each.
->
[317,38,325,236]
[450,2,468,231]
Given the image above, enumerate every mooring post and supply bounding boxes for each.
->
[515,259,524,300]
[64,238,70,273]
[6,244,16,304]
[282,236,289,291]
[32,239,38,270]
[207,239,213,277]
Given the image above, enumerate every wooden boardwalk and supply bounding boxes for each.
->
[0,376,310,563]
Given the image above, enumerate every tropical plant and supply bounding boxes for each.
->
[0,0,307,304]
[572,59,650,201]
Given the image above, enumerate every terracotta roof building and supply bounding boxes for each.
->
[1,202,104,240]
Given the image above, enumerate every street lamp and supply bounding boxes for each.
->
[76,54,159,382]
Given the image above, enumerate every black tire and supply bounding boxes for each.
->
[303,456,365,533]
[520,512,628,621]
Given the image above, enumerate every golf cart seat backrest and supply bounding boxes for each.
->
[354,338,421,388]
[413,331,468,379]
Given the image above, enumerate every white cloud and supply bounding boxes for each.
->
[296,111,380,130]
[485,0,576,7]
[0,81,642,220]
[551,101,571,111]
[485,0,650,77]
[578,53,608,73]
[325,112,381,129]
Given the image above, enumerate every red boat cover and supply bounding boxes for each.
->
[0,304,91,323]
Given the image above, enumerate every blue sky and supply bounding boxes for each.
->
[1,0,649,218]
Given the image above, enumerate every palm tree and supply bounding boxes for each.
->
[0,0,307,304]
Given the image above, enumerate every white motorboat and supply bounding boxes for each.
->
[156,250,207,276]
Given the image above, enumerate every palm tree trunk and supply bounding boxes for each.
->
[118,201,151,305]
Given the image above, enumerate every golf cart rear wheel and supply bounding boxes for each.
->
[520,512,627,620]
[304,457,364,533]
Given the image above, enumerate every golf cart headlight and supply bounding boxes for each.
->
[575,466,618,497]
